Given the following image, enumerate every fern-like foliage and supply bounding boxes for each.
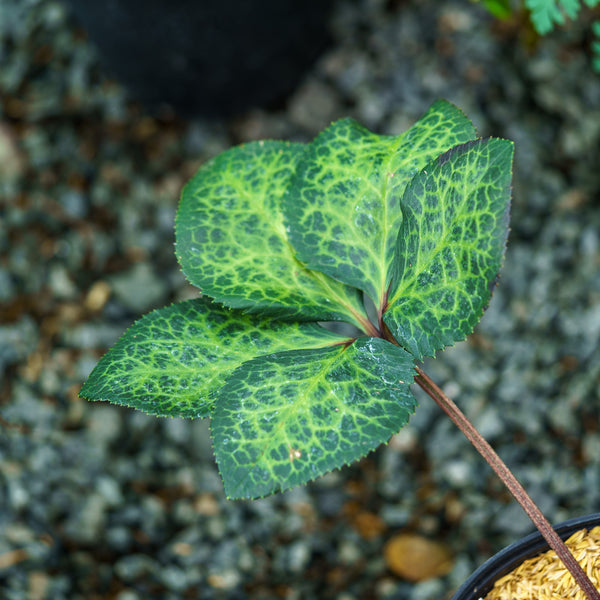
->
[475,0,600,72]
[525,0,599,34]
[593,21,600,71]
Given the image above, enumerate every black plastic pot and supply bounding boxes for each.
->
[62,0,336,118]
[451,513,600,600]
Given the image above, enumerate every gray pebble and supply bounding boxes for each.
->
[115,554,159,582]
[109,263,168,313]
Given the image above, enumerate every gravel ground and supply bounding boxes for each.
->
[1,1,600,599]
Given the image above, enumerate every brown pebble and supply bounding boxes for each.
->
[353,511,387,539]
[85,281,111,312]
[384,533,453,582]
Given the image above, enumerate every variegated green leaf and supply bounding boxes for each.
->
[175,141,369,329]
[79,298,347,418]
[283,100,477,308]
[211,337,417,499]
[384,138,514,359]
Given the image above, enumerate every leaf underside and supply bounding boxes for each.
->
[82,99,514,500]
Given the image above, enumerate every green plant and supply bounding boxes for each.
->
[478,0,513,19]
[524,0,598,34]
[80,100,599,598]
[475,0,600,71]
[593,20,600,70]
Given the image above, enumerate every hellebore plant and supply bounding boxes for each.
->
[80,100,599,599]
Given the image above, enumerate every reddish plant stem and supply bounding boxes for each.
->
[415,366,600,600]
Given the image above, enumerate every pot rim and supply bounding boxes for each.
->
[450,512,600,600]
